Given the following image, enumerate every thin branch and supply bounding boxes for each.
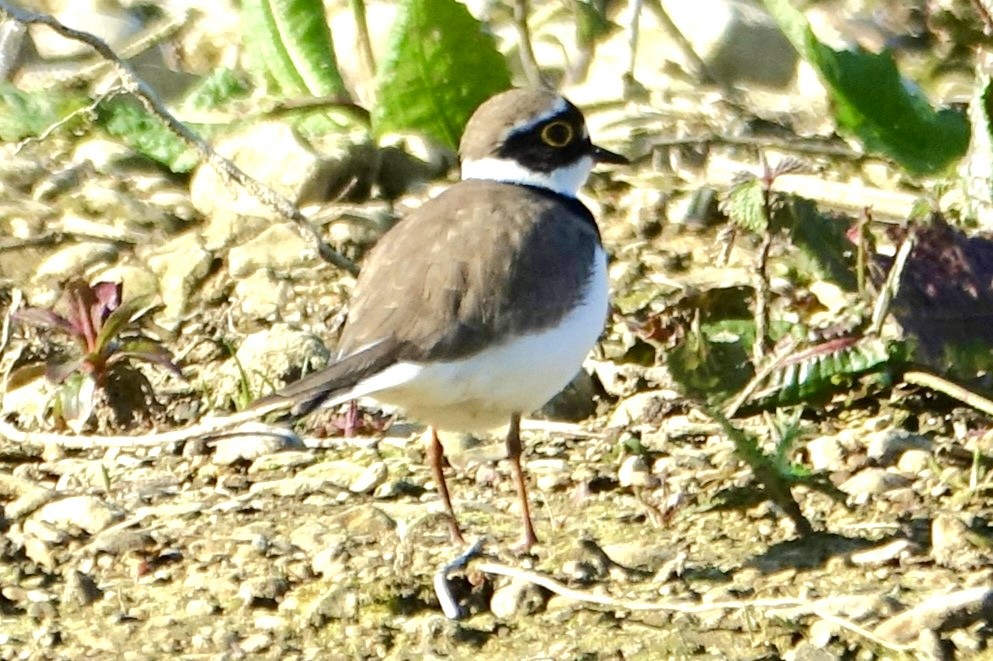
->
[0,402,287,449]
[869,229,915,335]
[723,336,799,418]
[902,368,993,418]
[458,558,913,652]
[13,88,119,155]
[512,0,547,89]
[0,2,359,276]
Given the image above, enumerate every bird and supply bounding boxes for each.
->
[251,88,626,551]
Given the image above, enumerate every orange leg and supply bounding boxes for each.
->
[506,413,538,551]
[425,426,465,545]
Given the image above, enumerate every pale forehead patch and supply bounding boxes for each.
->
[507,96,572,137]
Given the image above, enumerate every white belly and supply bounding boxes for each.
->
[338,248,609,432]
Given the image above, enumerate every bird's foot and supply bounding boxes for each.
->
[511,531,539,556]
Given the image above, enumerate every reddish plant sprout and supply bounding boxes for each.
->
[11,279,182,431]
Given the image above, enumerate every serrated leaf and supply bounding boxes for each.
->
[724,177,767,233]
[763,0,969,174]
[751,336,899,408]
[372,0,512,149]
[242,0,347,98]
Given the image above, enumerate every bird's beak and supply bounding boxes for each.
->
[590,143,628,165]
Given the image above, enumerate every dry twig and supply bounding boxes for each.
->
[0,1,358,275]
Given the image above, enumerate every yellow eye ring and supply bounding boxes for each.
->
[540,121,574,147]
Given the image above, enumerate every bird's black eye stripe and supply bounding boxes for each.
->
[540,120,574,147]
[497,104,589,173]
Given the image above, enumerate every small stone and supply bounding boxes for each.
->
[143,231,213,329]
[248,450,317,473]
[849,539,914,566]
[805,435,845,472]
[213,427,304,465]
[228,223,317,277]
[529,458,568,474]
[248,475,329,498]
[608,390,679,428]
[30,6,140,59]
[949,627,982,654]
[185,599,216,618]
[190,122,374,219]
[33,495,123,535]
[311,544,348,577]
[897,449,932,475]
[93,264,159,302]
[601,541,669,570]
[32,242,118,289]
[328,505,396,540]
[239,633,272,654]
[807,620,839,649]
[239,576,290,608]
[536,473,569,491]
[866,429,930,466]
[931,513,972,568]
[660,0,797,89]
[490,578,546,618]
[214,324,330,405]
[61,571,103,608]
[234,269,290,320]
[590,361,644,398]
[298,459,380,492]
[838,468,911,502]
[301,588,359,625]
[347,462,388,494]
[618,455,658,488]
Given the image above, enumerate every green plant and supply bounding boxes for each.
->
[11,279,181,432]
[763,0,970,175]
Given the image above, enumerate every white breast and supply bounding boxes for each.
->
[330,247,609,432]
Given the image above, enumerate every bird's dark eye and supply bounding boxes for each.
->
[540,120,574,147]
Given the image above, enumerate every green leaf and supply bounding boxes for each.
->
[750,336,901,408]
[13,308,74,334]
[765,0,969,174]
[724,176,767,233]
[782,197,857,290]
[372,0,512,149]
[242,0,347,98]
[668,320,754,403]
[181,68,251,112]
[111,338,183,377]
[93,294,155,359]
[5,363,47,391]
[0,83,89,141]
[56,373,97,434]
[98,97,201,173]
[763,0,969,174]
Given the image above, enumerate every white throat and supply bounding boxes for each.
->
[460,155,594,198]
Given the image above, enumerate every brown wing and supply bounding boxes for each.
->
[337,179,601,363]
[254,179,601,416]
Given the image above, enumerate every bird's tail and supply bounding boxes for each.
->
[248,341,399,417]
